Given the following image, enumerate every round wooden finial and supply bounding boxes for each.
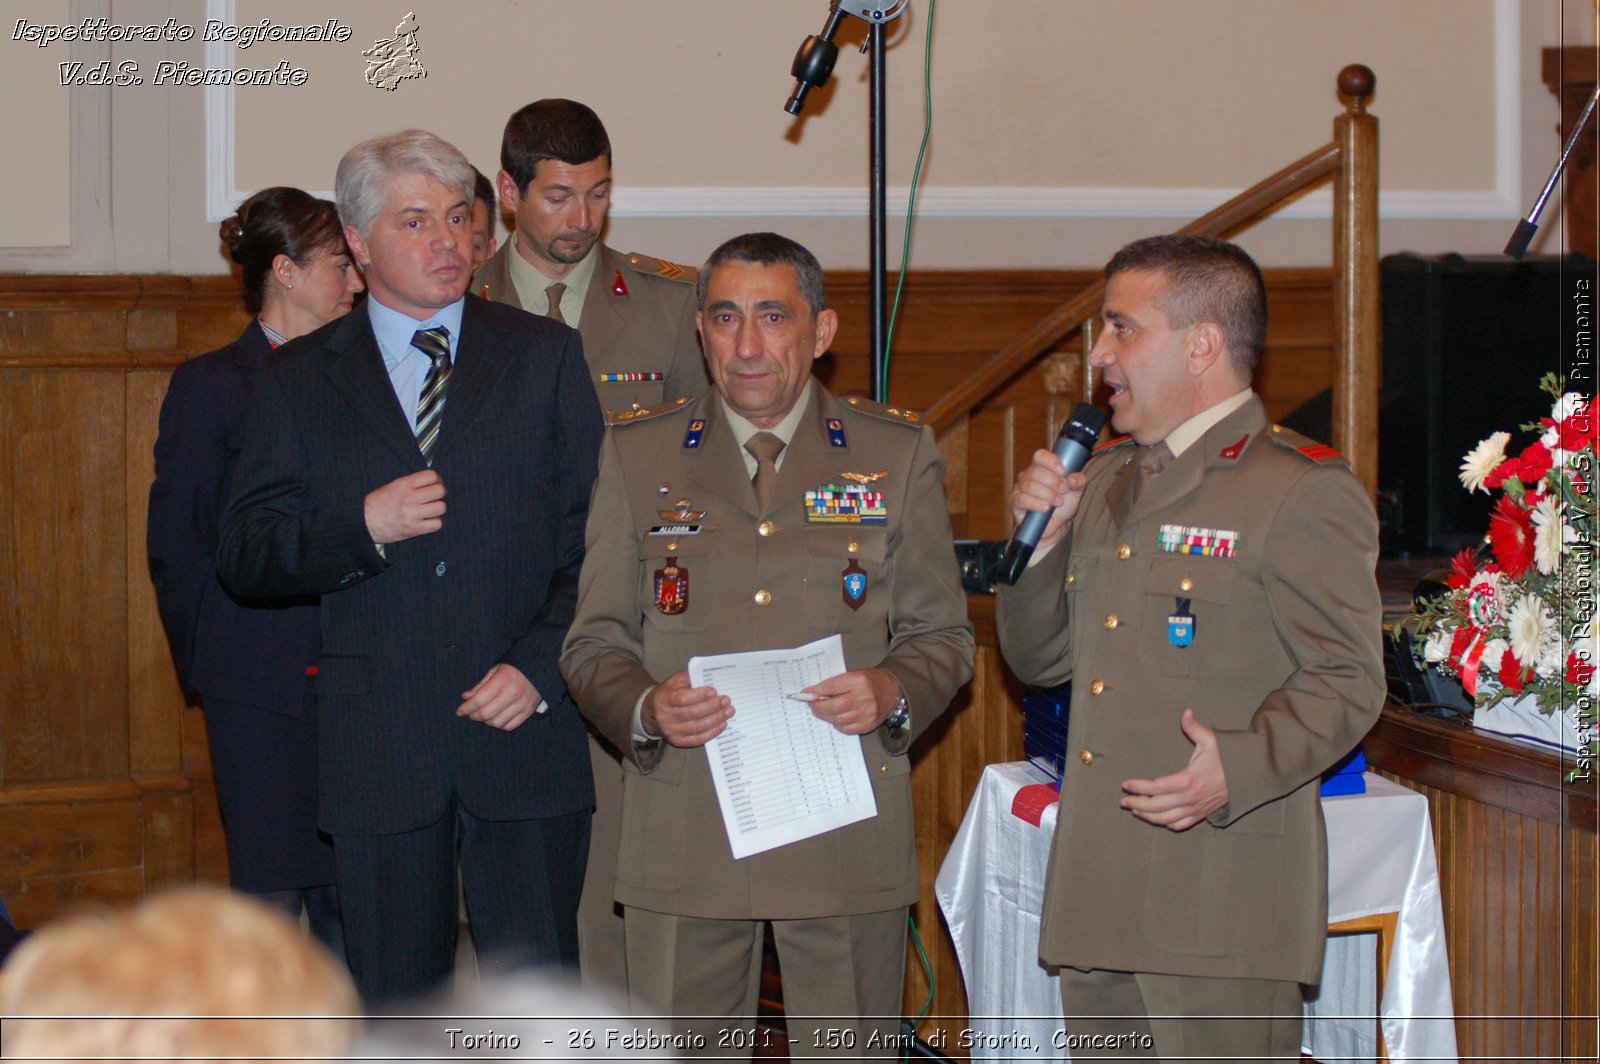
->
[1338,64,1375,111]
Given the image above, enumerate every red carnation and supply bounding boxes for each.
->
[1547,399,1597,453]
[1446,548,1478,590]
[1510,440,1553,483]
[1484,456,1519,491]
[1499,650,1526,693]
[1487,495,1536,578]
[1568,652,1596,689]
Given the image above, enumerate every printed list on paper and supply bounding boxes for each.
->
[689,635,878,859]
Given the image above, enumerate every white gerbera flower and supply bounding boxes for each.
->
[1460,431,1510,493]
[1530,494,1576,575]
[1480,638,1508,674]
[1507,593,1556,668]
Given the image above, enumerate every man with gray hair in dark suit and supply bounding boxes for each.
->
[220,128,603,1004]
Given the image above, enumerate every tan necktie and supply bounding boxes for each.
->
[745,432,786,511]
[544,282,567,324]
[1134,440,1173,501]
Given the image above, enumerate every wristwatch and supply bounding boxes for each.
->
[883,693,911,730]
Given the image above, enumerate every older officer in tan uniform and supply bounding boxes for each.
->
[997,235,1383,1060]
[475,98,708,992]
[475,98,706,417]
[561,232,973,1056]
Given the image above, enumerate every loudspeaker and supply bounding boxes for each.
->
[1376,252,1596,555]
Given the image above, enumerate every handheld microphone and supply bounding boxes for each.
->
[995,402,1106,586]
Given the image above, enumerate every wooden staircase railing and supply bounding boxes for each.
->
[925,64,1381,499]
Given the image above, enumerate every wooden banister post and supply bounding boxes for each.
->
[1332,64,1380,501]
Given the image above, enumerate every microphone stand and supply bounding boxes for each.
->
[785,1,912,401]
[1506,82,1599,259]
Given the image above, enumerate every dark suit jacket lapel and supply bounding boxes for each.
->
[430,296,513,461]
[233,318,273,372]
[322,312,421,467]
[578,246,626,360]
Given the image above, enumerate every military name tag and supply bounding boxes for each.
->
[649,524,701,536]
[654,558,688,615]
[842,559,869,610]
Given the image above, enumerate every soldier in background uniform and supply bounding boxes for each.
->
[560,232,973,1057]
[996,235,1383,1060]
[474,98,706,418]
[474,97,707,994]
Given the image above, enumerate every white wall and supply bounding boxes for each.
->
[1,0,1595,273]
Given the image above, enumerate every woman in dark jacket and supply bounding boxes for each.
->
[147,188,364,953]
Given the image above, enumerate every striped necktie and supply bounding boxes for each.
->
[412,326,451,463]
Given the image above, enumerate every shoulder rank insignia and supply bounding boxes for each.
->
[1298,442,1344,462]
[1218,434,1250,460]
[627,252,694,283]
[807,481,887,524]
[612,269,629,297]
[682,418,707,449]
[841,395,923,425]
[1267,424,1347,464]
[826,418,848,448]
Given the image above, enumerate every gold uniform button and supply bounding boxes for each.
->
[1079,750,1094,766]
[879,763,890,775]
[847,541,860,554]
[666,541,678,552]
[757,520,775,537]
[1065,572,1077,585]
[1179,577,1194,592]
[1103,613,1120,630]
[1117,544,1132,561]
[1089,679,1105,696]
[754,589,772,606]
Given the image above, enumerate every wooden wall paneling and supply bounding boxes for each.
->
[0,786,146,927]
[1368,706,1598,1064]
[126,368,183,775]
[0,369,131,785]
[940,417,970,537]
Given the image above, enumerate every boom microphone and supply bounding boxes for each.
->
[995,402,1106,586]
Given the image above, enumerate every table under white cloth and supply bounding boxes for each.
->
[934,762,1458,1062]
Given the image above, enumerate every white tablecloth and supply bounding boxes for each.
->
[935,763,1458,1063]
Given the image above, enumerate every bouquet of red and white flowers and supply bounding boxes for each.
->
[1413,374,1597,718]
